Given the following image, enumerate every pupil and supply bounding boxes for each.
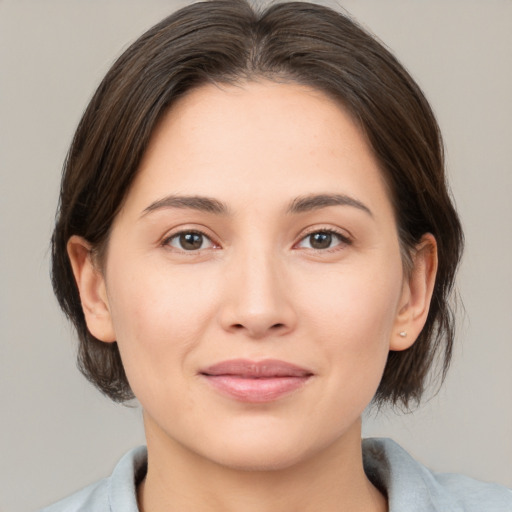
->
[311,232,332,249]
[180,233,202,250]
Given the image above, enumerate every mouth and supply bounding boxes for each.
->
[199,359,313,403]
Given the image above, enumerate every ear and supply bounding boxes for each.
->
[391,233,438,351]
[67,235,116,343]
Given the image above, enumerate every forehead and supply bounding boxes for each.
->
[121,80,392,219]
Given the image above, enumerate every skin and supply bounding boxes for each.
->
[69,80,437,512]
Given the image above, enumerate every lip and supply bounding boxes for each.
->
[200,359,313,403]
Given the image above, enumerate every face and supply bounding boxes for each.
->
[78,81,419,470]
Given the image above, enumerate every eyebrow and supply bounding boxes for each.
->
[141,195,230,217]
[286,193,373,217]
[141,192,372,218]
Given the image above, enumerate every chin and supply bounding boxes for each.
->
[196,422,338,473]
[210,442,310,472]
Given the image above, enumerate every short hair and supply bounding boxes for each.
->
[51,0,463,407]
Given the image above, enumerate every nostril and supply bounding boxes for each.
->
[230,322,286,334]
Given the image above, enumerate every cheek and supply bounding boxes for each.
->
[298,258,403,392]
[301,258,403,340]
[107,257,218,336]
[104,262,220,395]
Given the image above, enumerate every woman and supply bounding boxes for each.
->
[42,0,511,510]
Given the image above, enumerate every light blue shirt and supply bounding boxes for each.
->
[39,438,512,511]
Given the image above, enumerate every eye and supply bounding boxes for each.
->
[296,230,351,250]
[164,231,216,251]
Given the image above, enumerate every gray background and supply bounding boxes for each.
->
[1,1,511,511]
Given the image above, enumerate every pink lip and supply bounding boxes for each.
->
[200,359,313,403]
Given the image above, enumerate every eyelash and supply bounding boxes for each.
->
[295,228,352,252]
[161,227,352,253]
[162,230,219,252]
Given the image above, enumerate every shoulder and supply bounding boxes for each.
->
[38,479,109,512]
[363,438,512,512]
[37,446,147,512]
[434,471,512,511]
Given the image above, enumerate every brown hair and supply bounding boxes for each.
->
[51,0,463,407]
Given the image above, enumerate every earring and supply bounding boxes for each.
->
[399,331,407,338]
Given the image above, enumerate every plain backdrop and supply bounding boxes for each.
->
[1,1,511,511]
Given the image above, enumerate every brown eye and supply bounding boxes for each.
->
[309,232,332,249]
[297,230,350,251]
[180,233,203,250]
[166,231,214,251]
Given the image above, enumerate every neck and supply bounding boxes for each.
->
[138,416,387,512]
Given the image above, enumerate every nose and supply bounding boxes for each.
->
[218,248,298,339]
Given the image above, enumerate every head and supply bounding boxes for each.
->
[52,0,463,417]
